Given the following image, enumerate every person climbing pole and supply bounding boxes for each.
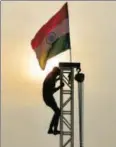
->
[43,67,64,135]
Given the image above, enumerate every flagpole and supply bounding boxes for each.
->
[70,49,72,63]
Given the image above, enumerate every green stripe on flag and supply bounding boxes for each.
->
[47,33,70,59]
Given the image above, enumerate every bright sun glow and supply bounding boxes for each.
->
[26,49,69,82]
[28,52,59,81]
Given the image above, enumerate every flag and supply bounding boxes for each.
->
[31,3,70,70]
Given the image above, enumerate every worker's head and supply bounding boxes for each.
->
[52,67,60,75]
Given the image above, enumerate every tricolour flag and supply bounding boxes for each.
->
[31,3,70,70]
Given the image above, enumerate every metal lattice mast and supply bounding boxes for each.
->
[59,62,81,147]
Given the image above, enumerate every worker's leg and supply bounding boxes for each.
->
[49,108,60,131]
[47,99,61,134]
[53,108,61,134]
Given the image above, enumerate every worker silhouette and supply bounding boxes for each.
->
[43,67,64,135]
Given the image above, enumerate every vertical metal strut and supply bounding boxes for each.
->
[78,82,84,147]
[59,62,80,147]
[75,71,85,147]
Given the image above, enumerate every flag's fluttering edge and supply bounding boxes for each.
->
[31,3,70,70]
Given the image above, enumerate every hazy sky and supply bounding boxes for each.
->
[1,1,116,147]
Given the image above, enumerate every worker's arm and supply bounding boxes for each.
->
[53,83,64,94]
[55,76,60,82]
